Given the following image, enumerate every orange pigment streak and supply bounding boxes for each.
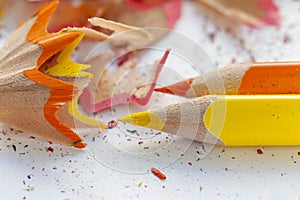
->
[238,62,300,94]
[23,1,85,148]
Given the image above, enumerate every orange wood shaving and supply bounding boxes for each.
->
[23,1,85,148]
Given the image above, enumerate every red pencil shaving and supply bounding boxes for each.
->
[80,49,170,113]
[195,0,280,27]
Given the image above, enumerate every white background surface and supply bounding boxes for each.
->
[1,1,300,199]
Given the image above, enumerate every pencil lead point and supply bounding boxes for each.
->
[155,78,194,96]
[118,110,165,131]
[154,86,176,95]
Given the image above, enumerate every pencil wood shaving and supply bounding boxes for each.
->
[0,1,94,148]
[195,0,279,27]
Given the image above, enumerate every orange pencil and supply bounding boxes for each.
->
[155,62,300,98]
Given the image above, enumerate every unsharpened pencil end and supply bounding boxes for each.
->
[118,110,165,131]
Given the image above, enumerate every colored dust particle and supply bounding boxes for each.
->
[117,52,132,66]
[257,149,263,154]
[46,147,54,152]
[298,152,300,156]
[138,182,142,187]
[107,120,117,129]
[151,168,166,180]
[12,145,16,152]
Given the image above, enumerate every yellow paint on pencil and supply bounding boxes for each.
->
[204,95,300,146]
[119,110,166,131]
[45,32,93,79]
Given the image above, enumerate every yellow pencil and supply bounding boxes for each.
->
[119,95,300,146]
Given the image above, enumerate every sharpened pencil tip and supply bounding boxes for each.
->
[118,110,166,131]
[154,86,176,95]
[154,78,194,96]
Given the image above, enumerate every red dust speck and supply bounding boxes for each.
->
[225,167,228,171]
[257,149,263,154]
[188,162,192,166]
[47,147,54,153]
[151,167,166,180]
[283,34,290,43]
[107,120,117,129]
[297,152,300,156]
[208,32,215,42]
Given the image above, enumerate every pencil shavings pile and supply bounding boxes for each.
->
[0,1,89,148]
[0,1,175,148]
